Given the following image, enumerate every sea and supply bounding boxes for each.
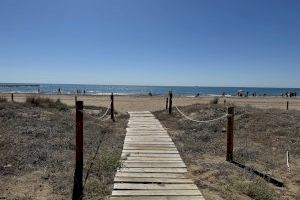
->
[0,83,299,97]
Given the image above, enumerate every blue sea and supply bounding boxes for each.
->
[0,83,299,97]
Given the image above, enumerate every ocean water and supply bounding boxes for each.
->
[0,83,299,97]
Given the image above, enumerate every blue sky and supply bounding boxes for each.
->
[0,0,299,87]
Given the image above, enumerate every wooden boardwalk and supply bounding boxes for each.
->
[110,111,205,200]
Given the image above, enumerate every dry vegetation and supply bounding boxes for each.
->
[154,103,300,200]
[0,99,128,200]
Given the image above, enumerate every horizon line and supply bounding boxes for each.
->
[0,82,299,89]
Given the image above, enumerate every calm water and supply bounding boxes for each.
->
[0,83,299,97]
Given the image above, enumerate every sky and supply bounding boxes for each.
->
[0,0,299,87]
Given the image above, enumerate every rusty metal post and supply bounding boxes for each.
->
[226,107,234,162]
[11,93,14,102]
[166,98,168,110]
[168,91,173,114]
[287,101,289,110]
[72,101,83,200]
[111,93,115,122]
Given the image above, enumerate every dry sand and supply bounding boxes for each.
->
[1,93,300,112]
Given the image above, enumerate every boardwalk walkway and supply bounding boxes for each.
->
[110,111,205,200]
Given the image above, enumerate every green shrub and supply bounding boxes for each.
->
[26,96,68,111]
[237,179,275,200]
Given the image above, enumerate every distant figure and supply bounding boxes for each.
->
[148,92,152,96]
[246,91,249,97]
[222,92,225,96]
[84,90,86,95]
[295,92,297,97]
[195,93,200,97]
[58,88,61,94]
[38,88,40,93]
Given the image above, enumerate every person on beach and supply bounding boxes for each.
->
[195,93,200,97]
[58,88,61,94]
[84,90,86,95]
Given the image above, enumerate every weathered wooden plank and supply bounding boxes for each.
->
[124,142,174,145]
[123,162,186,168]
[124,144,175,148]
[110,196,205,200]
[126,135,170,138]
[123,160,183,163]
[112,189,202,196]
[127,128,165,130]
[122,150,178,154]
[126,132,168,135]
[124,143,174,146]
[114,177,191,183]
[118,168,187,173]
[122,153,181,158]
[126,157,182,161]
[123,146,177,151]
[125,138,172,142]
[115,172,187,178]
[114,183,198,190]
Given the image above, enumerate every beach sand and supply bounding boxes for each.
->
[1,93,300,112]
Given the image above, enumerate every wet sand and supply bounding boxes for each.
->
[1,93,300,112]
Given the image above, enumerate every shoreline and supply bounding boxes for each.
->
[1,93,300,112]
[0,92,299,98]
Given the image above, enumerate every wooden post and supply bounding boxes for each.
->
[72,101,83,200]
[166,98,168,110]
[226,107,234,162]
[11,93,14,102]
[168,91,173,114]
[111,93,115,122]
[287,101,289,110]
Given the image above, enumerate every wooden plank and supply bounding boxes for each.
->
[112,189,202,196]
[114,183,198,190]
[124,142,174,145]
[126,157,182,161]
[114,177,191,183]
[123,162,186,168]
[122,153,181,158]
[124,144,175,147]
[122,150,178,154]
[115,172,187,178]
[126,135,170,138]
[127,128,165,131]
[125,138,172,142]
[110,196,205,200]
[123,160,184,163]
[124,146,176,150]
[118,168,187,173]
[126,132,168,135]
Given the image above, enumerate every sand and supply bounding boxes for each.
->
[1,93,300,112]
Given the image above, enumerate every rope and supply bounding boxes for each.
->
[83,105,110,121]
[174,104,228,123]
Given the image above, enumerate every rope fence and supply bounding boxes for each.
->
[83,105,110,121]
[167,91,285,187]
[174,104,228,123]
